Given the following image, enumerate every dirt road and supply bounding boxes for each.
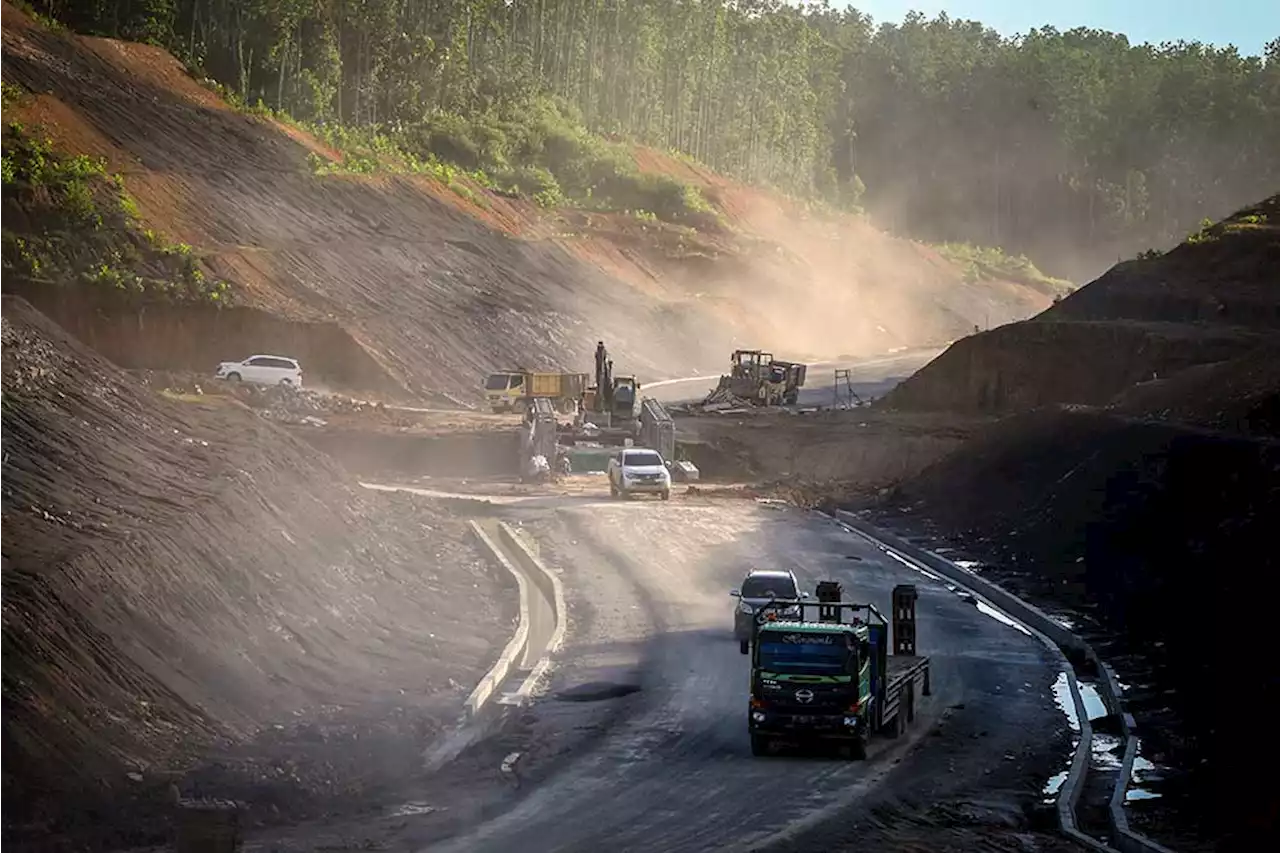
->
[292,495,1070,852]
[646,347,945,407]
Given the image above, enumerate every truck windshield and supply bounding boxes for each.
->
[485,374,514,390]
[624,452,663,467]
[757,636,851,673]
[741,575,797,599]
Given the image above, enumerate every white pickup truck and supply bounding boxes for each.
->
[607,448,672,501]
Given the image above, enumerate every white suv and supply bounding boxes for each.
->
[215,355,303,388]
[608,448,672,501]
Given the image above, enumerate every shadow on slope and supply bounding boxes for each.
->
[881,195,1280,414]
[866,406,1279,849]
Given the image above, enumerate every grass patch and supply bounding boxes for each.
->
[384,97,718,224]
[1223,212,1268,233]
[203,82,717,225]
[1,121,232,305]
[934,241,1075,296]
[1184,217,1218,245]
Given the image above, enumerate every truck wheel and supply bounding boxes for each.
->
[750,734,770,757]
[849,731,868,760]
[739,639,749,655]
[609,482,619,498]
[661,489,671,501]
[512,399,527,415]
[225,372,241,382]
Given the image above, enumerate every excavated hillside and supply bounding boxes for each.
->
[0,1,1057,403]
[838,196,1280,850]
[881,195,1280,414]
[0,297,513,848]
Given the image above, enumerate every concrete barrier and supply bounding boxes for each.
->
[465,520,532,716]
[496,521,568,701]
[832,510,1176,853]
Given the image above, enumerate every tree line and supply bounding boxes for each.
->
[27,0,1280,279]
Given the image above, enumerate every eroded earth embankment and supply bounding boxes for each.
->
[1,296,514,847]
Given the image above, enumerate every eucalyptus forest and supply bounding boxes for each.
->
[32,0,1280,277]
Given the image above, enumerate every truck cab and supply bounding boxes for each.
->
[747,585,930,760]
[485,371,525,412]
[749,621,872,757]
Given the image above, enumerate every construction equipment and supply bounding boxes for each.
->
[639,397,674,463]
[518,397,561,482]
[581,340,640,428]
[832,368,867,408]
[703,350,807,408]
[484,370,588,415]
[746,583,930,759]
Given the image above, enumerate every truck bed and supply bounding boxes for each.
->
[886,654,928,684]
[879,654,930,735]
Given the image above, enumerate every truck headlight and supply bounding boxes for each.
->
[752,711,766,723]
[843,716,858,727]
[739,601,754,614]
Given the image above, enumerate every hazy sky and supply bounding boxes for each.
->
[849,1,1278,57]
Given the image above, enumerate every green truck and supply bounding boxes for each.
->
[747,582,930,759]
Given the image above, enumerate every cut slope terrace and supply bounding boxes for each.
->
[2,0,1060,403]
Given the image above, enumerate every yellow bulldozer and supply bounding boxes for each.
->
[703,350,807,407]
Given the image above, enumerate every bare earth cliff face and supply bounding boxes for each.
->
[0,1,1056,402]
[1,297,514,847]
[862,196,1280,848]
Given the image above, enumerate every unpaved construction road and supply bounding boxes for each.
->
[646,347,945,407]
[292,494,1069,853]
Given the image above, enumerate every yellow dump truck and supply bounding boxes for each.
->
[484,370,588,414]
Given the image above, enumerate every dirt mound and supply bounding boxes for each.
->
[882,195,1280,415]
[1042,195,1280,327]
[1106,345,1280,435]
[0,297,514,848]
[869,406,1279,848]
[675,410,988,489]
[2,3,1058,402]
[883,320,1272,414]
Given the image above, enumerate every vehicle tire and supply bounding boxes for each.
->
[512,399,527,415]
[225,372,241,382]
[750,734,770,757]
[557,397,576,414]
[849,731,868,760]
[661,489,671,501]
[609,482,619,498]
[739,639,749,655]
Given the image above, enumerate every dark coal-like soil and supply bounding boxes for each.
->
[851,407,1279,852]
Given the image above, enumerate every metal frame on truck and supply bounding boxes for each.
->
[747,584,930,759]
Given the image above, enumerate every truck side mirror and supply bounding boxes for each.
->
[800,591,810,599]
[730,589,740,597]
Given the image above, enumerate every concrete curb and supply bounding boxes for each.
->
[827,511,1106,850]
[496,521,568,702]
[832,511,1174,853]
[465,520,532,716]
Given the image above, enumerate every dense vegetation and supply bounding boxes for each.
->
[25,0,1280,278]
